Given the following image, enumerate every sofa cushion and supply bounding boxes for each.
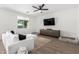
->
[13,34,19,42]
[5,31,19,43]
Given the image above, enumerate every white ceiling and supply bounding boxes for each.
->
[0,4,78,16]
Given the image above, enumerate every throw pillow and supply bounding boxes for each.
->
[18,34,26,40]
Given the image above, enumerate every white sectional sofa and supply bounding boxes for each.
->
[2,31,37,54]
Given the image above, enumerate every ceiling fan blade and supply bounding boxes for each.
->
[41,4,45,8]
[34,10,39,12]
[41,9,48,10]
[32,6,39,9]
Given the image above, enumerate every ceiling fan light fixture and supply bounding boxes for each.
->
[32,4,48,13]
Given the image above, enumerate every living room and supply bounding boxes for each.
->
[0,4,79,54]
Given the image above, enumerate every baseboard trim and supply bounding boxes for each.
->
[59,36,79,44]
[61,36,75,40]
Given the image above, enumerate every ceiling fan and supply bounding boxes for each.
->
[32,4,48,13]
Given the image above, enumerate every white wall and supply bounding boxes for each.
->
[0,8,34,39]
[77,6,79,39]
[33,7,78,38]
[0,6,78,40]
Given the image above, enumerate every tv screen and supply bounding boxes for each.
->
[44,18,55,26]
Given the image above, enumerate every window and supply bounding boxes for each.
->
[17,16,29,28]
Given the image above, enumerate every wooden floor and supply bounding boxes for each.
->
[31,35,79,54]
[0,35,79,54]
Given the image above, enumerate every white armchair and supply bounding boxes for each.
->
[2,31,37,54]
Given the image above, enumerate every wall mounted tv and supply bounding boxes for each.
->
[44,18,55,26]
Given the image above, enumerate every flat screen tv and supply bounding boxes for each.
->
[44,18,55,26]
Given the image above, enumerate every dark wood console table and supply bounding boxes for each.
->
[40,29,60,38]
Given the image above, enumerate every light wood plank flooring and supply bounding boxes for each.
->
[0,35,79,54]
[31,35,79,54]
